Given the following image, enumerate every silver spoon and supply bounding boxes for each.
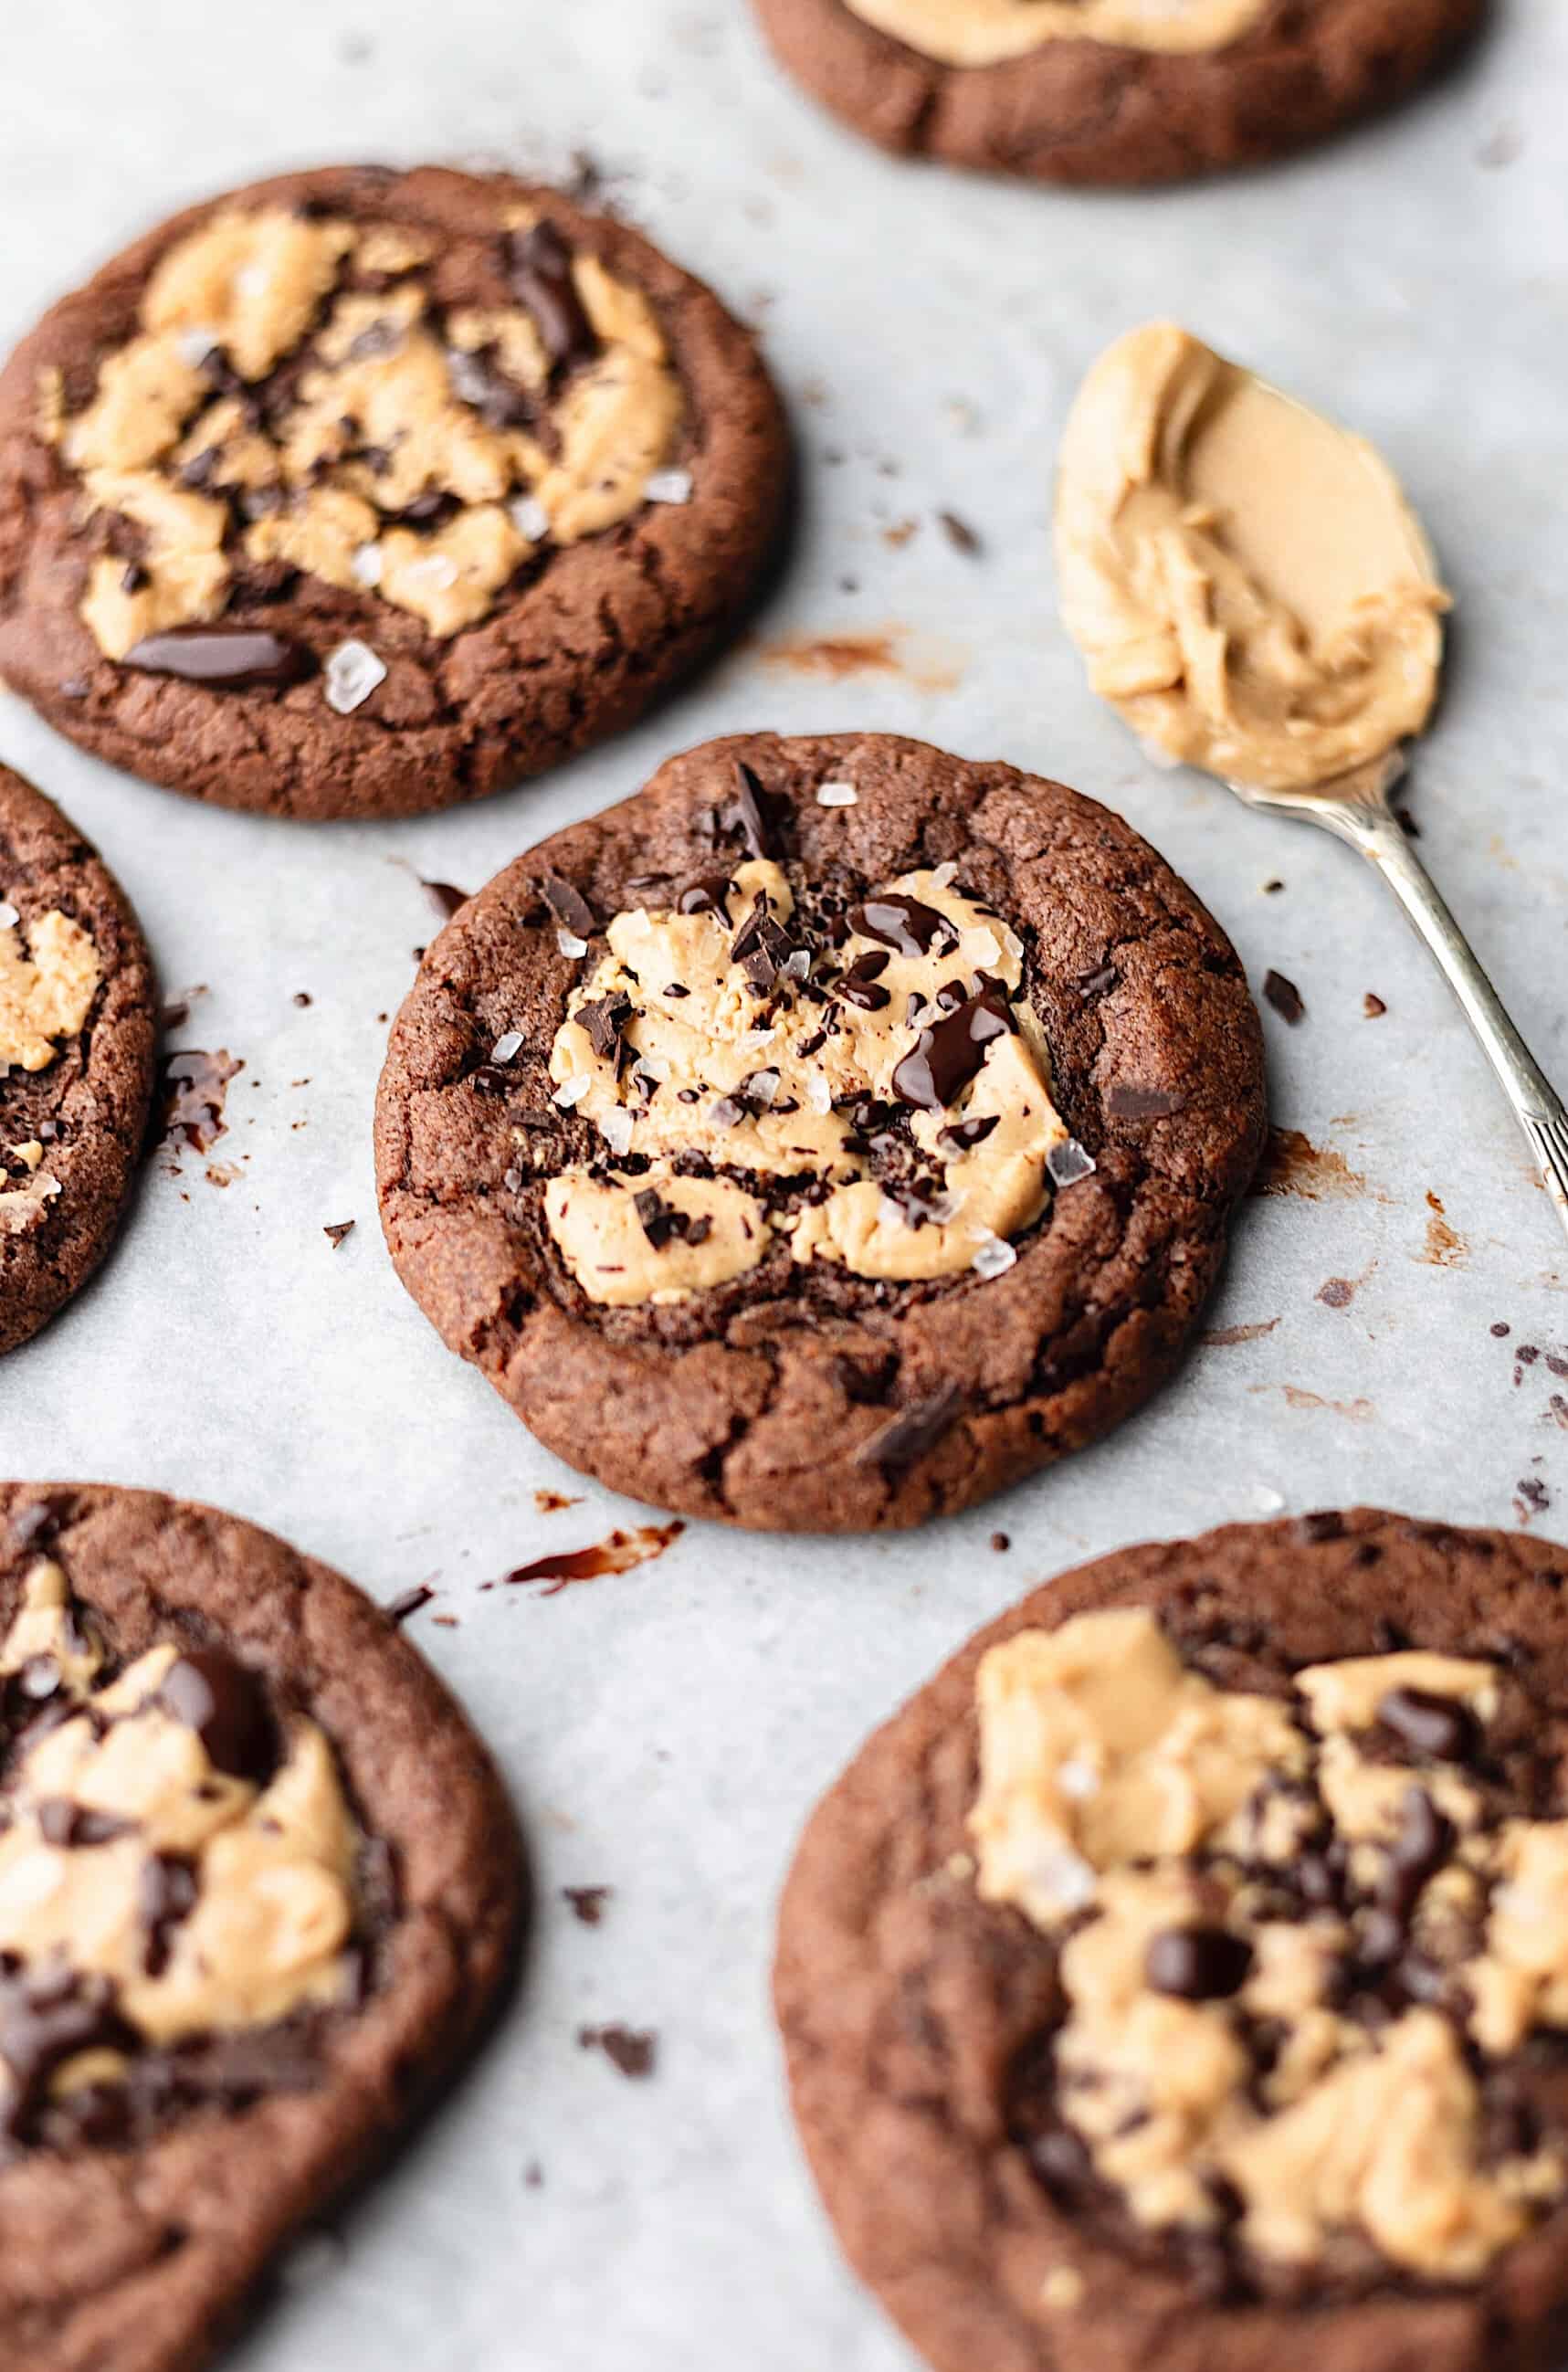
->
[1226,749,1568,1245]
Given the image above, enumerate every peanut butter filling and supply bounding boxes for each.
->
[976,1610,1568,2283]
[0,1560,359,2137]
[845,0,1270,66]
[1056,322,1447,792]
[45,203,683,661]
[542,849,1070,1305]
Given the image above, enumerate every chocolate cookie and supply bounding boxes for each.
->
[0,165,787,820]
[752,0,1482,184]
[0,1481,522,2372]
[775,1509,1568,2372]
[0,767,154,1355]
[374,732,1264,1530]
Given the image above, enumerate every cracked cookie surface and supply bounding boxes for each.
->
[775,1510,1568,2372]
[752,0,1483,184]
[0,1481,522,2372]
[0,766,154,1355]
[0,166,787,819]
[373,731,1265,1532]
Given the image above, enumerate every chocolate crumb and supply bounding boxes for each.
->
[1363,992,1387,1018]
[322,1220,355,1249]
[1262,970,1305,1025]
[563,1885,612,1926]
[937,509,982,555]
[293,991,312,1007]
[1317,1278,1355,1310]
[542,875,597,940]
[384,1584,435,1627]
[990,1532,1011,1554]
[578,2023,657,2079]
[1491,1322,1511,1339]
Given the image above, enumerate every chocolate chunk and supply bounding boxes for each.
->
[1107,1084,1186,1120]
[1026,2123,1093,2200]
[1377,1686,1481,1764]
[507,221,598,372]
[576,991,633,1065]
[634,1188,695,1250]
[121,628,316,689]
[854,1383,963,1474]
[849,893,960,959]
[730,897,798,995]
[156,1650,279,1787]
[139,1852,199,1977]
[836,950,892,1012]
[1377,1786,1456,1921]
[541,874,597,938]
[445,342,539,431]
[709,1096,747,1130]
[0,1956,138,2145]
[1145,1924,1253,2000]
[1263,970,1306,1025]
[725,758,774,859]
[891,984,1013,1112]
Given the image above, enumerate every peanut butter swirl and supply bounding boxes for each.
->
[542,805,1071,1304]
[845,0,1272,67]
[0,1560,359,2145]
[977,1610,1568,2285]
[41,203,683,661]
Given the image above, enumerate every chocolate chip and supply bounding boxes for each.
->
[121,628,316,689]
[1106,1083,1186,1120]
[1263,970,1306,1024]
[634,1188,693,1250]
[576,991,633,1066]
[508,220,598,372]
[156,1650,279,1787]
[139,1853,199,1978]
[0,1956,137,2145]
[1145,1925,1253,2000]
[891,984,1013,1112]
[1026,2124,1092,2199]
[730,898,797,996]
[541,875,597,939]
[1377,1687,1481,1764]
[120,560,150,595]
[854,1383,963,1474]
[678,873,737,923]
[1378,1786,1456,1920]
[940,1113,1000,1156]
[849,894,959,959]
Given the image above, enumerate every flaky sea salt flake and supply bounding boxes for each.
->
[971,1233,1016,1279]
[350,542,384,588]
[490,1030,524,1064]
[553,1076,590,1109]
[644,468,693,505]
[1047,1137,1097,1189]
[323,639,387,714]
[510,495,551,543]
[555,930,588,959]
[816,780,857,807]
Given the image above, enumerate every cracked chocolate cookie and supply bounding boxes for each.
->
[752,0,1483,184]
[0,1481,522,2372]
[374,732,1264,1530]
[0,766,154,1355]
[0,165,787,820]
[775,1509,1568,2372]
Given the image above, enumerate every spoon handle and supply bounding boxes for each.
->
[1306,783,1568,1247]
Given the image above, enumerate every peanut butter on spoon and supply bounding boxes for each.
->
[1056,322,1568,1246]
[1055,321,1448,794]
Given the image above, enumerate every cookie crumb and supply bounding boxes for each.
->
[323,1219,355,1249]
[1363,992,1387,1017]
[990,1531,1010,1554]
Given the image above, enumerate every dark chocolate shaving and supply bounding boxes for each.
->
[1263,970,1306,1025]
[121,628,317,690]
[542,875,597,938]
[577,991,633,1067]
[854,1383,963,1475]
